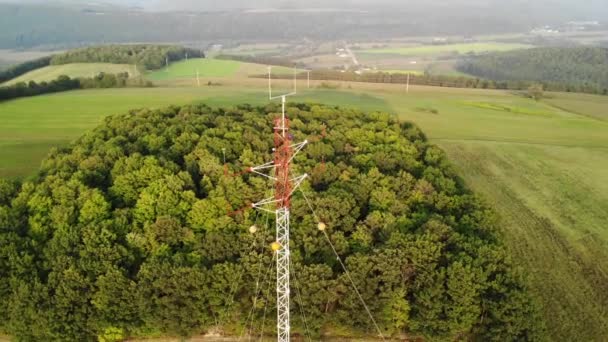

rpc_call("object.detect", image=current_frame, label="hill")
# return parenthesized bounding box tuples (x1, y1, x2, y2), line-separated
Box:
(2, 63, 138, 86)
(0, 103, 544, 341)
(457, 47, 608, 94)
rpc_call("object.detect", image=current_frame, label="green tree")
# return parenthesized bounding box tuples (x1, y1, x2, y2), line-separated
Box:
(527, 83, 544, 101)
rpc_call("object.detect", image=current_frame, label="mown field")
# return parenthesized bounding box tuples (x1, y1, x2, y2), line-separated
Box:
(0, 77, 607, 340)
(2, 63, 139, 85)
(441, 142, 608, 340)
(359, 42, 533, 56)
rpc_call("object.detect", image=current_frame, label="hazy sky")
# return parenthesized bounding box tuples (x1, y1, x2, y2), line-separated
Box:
(123, 0, 608, 13)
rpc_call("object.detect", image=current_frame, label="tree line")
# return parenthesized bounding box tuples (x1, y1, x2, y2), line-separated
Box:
(0, 72, 152, 102)
(0, 103, 546, 341)
(258, 68, 608, 95)
(457, 47, 608, 95)
(0, 44, 203, 86)
(0, 55, 52, 84)
(50, 45, 204, 71)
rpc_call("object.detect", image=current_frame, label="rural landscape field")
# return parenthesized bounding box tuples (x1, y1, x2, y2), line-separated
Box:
(0, 0, 607, 341)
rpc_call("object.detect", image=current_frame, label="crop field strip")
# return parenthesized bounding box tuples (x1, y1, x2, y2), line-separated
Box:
(359, 42, 534, 56)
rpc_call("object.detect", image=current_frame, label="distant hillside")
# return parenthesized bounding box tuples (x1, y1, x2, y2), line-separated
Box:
(457, 47, 608, 94)
(0, 2, 596, 49)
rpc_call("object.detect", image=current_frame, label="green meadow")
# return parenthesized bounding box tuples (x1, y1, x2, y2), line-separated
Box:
(146, 58, 294, 81)
(0, 77, 607, 340)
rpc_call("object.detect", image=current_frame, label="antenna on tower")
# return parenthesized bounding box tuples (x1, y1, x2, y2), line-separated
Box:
(306, 69, 311, 89)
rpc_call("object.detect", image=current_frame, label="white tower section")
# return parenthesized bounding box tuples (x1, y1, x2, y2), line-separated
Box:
(276, 207, 290, 341)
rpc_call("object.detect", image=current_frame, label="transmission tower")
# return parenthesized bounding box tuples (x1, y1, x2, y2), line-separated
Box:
(249, 66, 307, 342)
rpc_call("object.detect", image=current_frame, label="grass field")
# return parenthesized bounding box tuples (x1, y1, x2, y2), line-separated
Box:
(146, 58, 242, 81)
(0, 80, 607, 340)
(146, 58, 294, 82)
(2, 63, 139, 85)
(360, 42, 533, 56)
(440, 143, 608, 340)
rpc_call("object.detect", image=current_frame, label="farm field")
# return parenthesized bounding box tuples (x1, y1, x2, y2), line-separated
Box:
(2, 63, 139, 85)
(0, 80, 607, 340)
(221, 43, 285, 56)
(146, 58, 293, 82)
(359, 42, 533, 56)
(375, 69, 424, 75)
(544, 92, 608, 121)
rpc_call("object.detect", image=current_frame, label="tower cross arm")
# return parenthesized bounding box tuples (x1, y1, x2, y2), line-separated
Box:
(250, 161, 278, 180)
(287, 140, 308, 164)
(252, 196, 283, 213)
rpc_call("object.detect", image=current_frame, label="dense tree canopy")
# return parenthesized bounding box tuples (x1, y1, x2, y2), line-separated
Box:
(457, 47, 608, 95)
(50, 45, 204, 70)
(0, 103, 545, 341)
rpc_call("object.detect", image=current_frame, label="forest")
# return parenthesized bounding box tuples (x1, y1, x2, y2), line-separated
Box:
(50, 45, 204, 71)
(457, 47, 608, 94)
(0, 103, 546, 341)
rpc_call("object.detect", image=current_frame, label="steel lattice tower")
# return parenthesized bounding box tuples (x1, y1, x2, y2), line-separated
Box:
(249, 67, 307, 342)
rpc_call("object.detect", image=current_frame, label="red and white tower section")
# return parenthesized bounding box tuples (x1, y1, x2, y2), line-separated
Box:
(249, 83, 307, 341)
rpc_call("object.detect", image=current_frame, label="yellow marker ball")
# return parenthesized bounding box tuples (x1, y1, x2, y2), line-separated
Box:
(318, 222, 326, 231)
(271, 242, 282, 251)
(249, 225, 258, 234)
